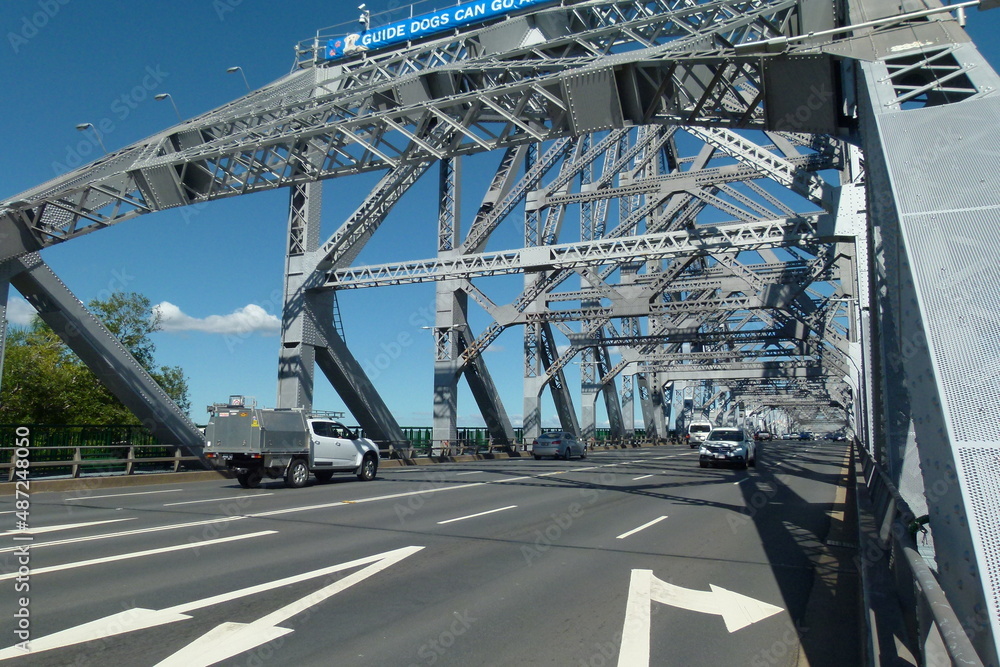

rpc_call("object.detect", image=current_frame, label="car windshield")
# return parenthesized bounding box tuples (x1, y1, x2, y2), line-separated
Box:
(690, 425, 711, 433)
(710, 430, 743, 442)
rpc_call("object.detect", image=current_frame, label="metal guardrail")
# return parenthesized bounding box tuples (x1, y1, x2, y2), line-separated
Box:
(856, 443, 985, 667)
(1, 445, 203, 481)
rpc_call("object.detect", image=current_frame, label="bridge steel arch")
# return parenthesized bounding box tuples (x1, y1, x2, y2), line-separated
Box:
(2, 0, 1000, 661)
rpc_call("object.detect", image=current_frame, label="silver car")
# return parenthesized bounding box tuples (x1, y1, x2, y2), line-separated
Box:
(532, 432, 587, 460)
(699, 427, 756, 469)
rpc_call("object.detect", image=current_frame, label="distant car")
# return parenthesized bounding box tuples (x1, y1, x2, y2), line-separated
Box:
(754, 431, 772, 441)
(781, 433, 793, 440)
(699, 428, 756, 469)
(532, 432, 587, 460)
(688, 421, 714, 448)
(798, 432, 812, 441)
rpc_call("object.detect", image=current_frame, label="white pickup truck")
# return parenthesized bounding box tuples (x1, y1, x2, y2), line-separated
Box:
(204, 398, 379, 488)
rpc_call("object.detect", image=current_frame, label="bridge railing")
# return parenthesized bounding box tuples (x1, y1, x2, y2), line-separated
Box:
(856, 443, 984, 666)
(1, 444, 204, 481)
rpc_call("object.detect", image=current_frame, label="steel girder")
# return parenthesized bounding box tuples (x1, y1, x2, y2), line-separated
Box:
(2, 255, 204, 452)
(0, 0, 824, 263)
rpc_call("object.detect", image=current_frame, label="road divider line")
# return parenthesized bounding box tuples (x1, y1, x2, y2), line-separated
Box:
(164, 494, 274, 507)
(455, 471, 484, 476)
(0, 531, 276, 581)
(64, 489, 183, 501)
(2, 518, 135, 536)
(632, 474, 655, 481)
(437, 505, 518, 525)
(0, 516, 251, 554)
(616, 516, 668, 540)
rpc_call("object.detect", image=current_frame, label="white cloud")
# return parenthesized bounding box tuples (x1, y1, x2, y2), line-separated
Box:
(5, 298, 36, 326)
(154, 301, 281, 336)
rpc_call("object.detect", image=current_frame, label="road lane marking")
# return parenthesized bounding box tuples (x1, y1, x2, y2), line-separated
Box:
(64, 489, 183, 501)
(164, 494, 274, 507)
(618, 570, 784, 665)
(437, 505, 517, 525)
(734, 478, 751, 485)
(616, 516, 668, 540)
(0, 516, 252, 554)
(455, 471, 484, 476)
(2, 518, 135, 536)
(570, 466, 599, 471)
(632, 474, 655, 481)
(0, 466, 610, 554)
(0, 546, 424, 661)
(0, 531, 276, 581)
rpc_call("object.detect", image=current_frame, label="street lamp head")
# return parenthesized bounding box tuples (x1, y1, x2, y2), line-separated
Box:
(226, 67, 240, 73)
(75, 123, 93, 131)
(154, 93, 169, 101)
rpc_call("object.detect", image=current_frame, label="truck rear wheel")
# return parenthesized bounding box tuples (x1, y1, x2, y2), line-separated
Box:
(285, 459, 310, 488)
(357, 454, 377, 481)
(237, 470, 262, 489)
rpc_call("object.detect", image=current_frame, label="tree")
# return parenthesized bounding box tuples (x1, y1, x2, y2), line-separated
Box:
(0, 291, 191, 424)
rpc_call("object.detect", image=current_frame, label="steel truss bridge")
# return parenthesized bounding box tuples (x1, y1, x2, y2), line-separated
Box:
(2, 0, 999, 662)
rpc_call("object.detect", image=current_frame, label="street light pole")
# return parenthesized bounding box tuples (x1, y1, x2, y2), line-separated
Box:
(154, 93, 182, 122)
(226, 66, 251, 92)
(75, 123, 108, 154)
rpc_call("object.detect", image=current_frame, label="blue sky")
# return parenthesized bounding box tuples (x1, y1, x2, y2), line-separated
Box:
(3, 1, 1000, 429)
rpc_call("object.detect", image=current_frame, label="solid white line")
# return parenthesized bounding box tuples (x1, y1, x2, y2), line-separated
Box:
(616, 516, 668, 540)
(164, 494, 274, 507)
(491, 476, 532, 484)
(455, 471, 484, 476)
(437, 505, 517, 525)
(65, 489, 183, 501)
(2, 518, 135, 536)
(632, 474, 655, 481)
(570, 466, 599, 472)
(0, 531, 276, 581)
(0, 516, 249, 554)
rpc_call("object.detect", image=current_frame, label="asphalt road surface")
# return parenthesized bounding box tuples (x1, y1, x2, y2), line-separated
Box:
(0, 440, 854, 666)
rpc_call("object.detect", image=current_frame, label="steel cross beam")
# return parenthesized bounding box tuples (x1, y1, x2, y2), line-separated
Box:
(325, 214, 828, 289)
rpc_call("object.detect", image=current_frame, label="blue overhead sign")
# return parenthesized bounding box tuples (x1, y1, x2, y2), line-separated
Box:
(326, 0, 554, 59)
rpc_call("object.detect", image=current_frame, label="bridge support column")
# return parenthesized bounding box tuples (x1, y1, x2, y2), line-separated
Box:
(277, 181, 322, 411)
(0, 276, 9, 397)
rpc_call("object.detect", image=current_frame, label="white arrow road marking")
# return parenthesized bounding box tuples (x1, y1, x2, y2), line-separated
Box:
(0, 545, 423, 662)
(155, 545, 424, 666)
(617, 570, 784, 666)
(2, 518, 135, 536)
(649, 575, 783, 633)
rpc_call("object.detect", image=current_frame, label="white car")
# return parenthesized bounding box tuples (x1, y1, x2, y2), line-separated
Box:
(532, 432, 587, 460)
(699, 428, 756, 469)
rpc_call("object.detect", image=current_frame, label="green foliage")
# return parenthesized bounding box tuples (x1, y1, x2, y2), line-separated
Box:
(1, 291, 191, 425)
